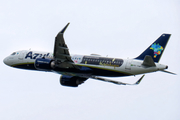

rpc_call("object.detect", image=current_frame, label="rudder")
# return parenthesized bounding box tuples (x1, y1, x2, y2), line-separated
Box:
(135, 34, 171, 63)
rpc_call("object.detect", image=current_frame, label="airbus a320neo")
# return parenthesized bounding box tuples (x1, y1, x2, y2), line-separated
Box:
(3, 23, 175, 87)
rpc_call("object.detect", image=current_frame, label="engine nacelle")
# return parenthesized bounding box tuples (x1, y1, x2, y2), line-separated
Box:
(60, 75, 87, 87)
(34, 58, 55, 71)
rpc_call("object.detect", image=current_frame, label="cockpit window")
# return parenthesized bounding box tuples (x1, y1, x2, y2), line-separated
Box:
(11, 52, 16, 55)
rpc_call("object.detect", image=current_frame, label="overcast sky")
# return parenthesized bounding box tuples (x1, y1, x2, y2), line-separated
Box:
(0, 0, 180, 120)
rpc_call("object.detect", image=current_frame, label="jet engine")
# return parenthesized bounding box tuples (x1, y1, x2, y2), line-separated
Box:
(60, 75, 87, 87)
(34, 58, 55, 71)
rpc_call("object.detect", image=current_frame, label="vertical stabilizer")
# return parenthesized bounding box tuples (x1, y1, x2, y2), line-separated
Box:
(135, 34, 171, 63)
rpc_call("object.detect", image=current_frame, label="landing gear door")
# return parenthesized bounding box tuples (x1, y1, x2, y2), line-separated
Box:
(125, 59, 132, 71)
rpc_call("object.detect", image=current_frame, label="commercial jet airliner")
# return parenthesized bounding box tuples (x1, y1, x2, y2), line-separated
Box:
(3, 23, 175, 87)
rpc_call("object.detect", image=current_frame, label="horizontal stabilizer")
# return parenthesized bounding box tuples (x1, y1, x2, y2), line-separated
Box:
(91, 75, 145, 85)
(142, 55, 156, 67)
(160, 70, 176, 75)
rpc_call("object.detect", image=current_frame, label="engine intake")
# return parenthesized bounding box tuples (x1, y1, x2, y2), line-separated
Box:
(34, 58, 55, 71)
(60, 75, 87, 87)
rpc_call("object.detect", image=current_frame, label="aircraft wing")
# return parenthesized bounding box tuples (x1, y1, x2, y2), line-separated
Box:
(90, 75, 145, 85)
(53, 23, 78, 69)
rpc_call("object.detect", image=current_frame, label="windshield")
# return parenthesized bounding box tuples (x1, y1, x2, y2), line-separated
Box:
(11, 52, 16, 55)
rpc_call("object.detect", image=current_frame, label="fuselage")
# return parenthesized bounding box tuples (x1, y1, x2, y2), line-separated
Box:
(3, 50, 167, 77)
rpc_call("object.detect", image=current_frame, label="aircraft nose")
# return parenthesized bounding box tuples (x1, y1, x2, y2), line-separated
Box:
(3, 57, 10, 66)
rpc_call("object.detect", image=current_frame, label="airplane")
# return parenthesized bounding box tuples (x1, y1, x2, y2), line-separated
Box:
(3, 23, 176, 87)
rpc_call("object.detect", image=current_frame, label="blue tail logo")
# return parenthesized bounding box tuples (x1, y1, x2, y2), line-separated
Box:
(135, 34, 171, 63)
(150, 43, 163, 58)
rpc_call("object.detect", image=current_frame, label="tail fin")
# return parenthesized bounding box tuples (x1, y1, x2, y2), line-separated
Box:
(135, 34, 171, 63)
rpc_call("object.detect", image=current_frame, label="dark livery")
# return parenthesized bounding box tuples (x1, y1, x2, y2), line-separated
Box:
(81, 56, 124, 67)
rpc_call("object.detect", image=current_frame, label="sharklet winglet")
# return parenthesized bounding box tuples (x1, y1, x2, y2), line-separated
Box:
(60, 23, 70, 34)
(135, 75, 145, 85)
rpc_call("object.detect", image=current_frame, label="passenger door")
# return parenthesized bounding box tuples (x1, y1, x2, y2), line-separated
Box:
(18, 51, 24, 60)
(125, 59, 132, 71)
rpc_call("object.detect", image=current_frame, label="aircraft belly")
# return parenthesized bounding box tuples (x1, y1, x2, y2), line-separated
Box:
(12, 63, 37, 70)
(53, 68, 130, 77)
(12, 61, 131, 77)
(72, 64, 131, 77)
(131, 66, 157, 75)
